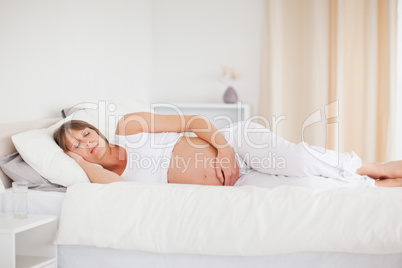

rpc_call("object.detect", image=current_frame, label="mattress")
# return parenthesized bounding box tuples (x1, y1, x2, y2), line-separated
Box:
(1, 188, 401, 268)
(0, 188, 65, 216)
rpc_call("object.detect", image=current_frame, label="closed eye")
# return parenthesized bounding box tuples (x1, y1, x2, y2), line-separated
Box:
(71, 129, 91, 149)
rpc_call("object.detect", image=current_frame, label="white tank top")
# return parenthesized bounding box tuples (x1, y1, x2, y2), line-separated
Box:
(112, 132, 183, 184)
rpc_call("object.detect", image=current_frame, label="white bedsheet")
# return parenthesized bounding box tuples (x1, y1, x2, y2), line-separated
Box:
(236, 170, 376, 189)
(57, 182, 402, 256)
(0, 188, 65, 216)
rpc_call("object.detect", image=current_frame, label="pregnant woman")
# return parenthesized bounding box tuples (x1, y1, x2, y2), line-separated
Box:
(53, 112, 402, 188)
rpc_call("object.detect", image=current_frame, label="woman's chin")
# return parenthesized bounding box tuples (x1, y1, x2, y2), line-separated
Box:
(92, 146, 107, 159)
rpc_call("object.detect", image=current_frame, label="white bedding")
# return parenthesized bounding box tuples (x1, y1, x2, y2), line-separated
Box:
(0, 188, 65, 216)
(1, 187, 402, 268)
(57, 181, 402, 256)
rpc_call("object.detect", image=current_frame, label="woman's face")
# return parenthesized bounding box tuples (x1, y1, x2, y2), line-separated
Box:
(64, 127, 108, 163)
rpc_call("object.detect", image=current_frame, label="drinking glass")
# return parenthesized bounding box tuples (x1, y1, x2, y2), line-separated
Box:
(12, 181, 28, 219)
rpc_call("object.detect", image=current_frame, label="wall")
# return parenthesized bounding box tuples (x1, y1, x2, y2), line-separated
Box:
(0, 0, 153, 123)
(0, 0, 263, 123)
(151, 0, 263, 115)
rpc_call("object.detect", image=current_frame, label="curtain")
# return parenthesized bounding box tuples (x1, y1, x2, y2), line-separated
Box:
(259, 0, 397, 162)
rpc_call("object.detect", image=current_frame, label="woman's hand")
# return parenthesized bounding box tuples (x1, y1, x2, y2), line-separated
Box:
(215, 147, 239, 186)
(65, 151, 124, 183)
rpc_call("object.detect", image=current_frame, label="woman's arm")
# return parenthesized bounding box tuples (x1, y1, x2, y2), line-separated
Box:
(116, 112, 239, 186)
(67, 152, 125, 184)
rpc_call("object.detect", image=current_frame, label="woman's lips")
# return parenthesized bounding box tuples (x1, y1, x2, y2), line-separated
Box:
(91, 144, 98, 153)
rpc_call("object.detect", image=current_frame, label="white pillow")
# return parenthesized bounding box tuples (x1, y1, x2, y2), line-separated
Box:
(12, 129, 90, 186)
(12, 100, 152, 187)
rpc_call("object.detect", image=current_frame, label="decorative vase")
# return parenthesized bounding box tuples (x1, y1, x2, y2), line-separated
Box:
(223, 86, 238, 103)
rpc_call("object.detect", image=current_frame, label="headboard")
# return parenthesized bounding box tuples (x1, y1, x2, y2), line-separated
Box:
(0, 117, 61, 190)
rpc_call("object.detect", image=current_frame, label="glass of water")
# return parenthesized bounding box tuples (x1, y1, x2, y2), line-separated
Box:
(12, 181, 28, 219)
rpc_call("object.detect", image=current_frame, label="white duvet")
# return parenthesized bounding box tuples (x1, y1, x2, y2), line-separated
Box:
(56, 182, 402, 256)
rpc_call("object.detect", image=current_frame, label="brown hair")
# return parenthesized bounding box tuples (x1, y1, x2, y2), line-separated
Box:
(53, 120, 108, 152)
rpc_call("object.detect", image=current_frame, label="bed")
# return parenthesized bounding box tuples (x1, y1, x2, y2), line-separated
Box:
(1, 102, 402, 268)
(1, 189, 402, 268)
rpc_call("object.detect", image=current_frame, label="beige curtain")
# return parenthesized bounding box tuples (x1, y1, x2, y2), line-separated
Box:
(259, 0, 397, 162)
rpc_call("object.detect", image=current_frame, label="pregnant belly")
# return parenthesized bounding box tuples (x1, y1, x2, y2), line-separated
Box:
(167, 136, 223, 185)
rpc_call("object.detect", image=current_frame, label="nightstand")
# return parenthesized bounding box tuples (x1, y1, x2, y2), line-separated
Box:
(0, 213, 57, 268)
(153, 102, 251, 129)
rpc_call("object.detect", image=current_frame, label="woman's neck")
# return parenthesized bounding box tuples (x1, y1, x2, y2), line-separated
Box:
(100, 145, 127, 172)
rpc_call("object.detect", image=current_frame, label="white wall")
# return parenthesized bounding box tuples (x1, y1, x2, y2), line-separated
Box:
(0, 0, 263, 123)
(151, 0, 263, 115)
(0, 0, 153, 123)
